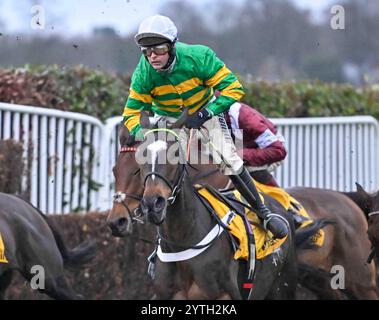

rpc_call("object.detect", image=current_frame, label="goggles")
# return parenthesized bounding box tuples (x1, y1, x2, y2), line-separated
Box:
(140, 43, 171, 57)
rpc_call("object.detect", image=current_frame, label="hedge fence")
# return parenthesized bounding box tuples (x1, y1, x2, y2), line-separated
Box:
(1, 65, 378, 121)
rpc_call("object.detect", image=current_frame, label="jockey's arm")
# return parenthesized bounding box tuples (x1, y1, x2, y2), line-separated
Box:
(201, 48, 245, 115)
(122, 64, 153, 137)
(238, 140, 287, 167)
(236, 107, 287, 167)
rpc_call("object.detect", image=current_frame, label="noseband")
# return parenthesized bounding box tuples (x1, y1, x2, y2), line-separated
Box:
(143, 128, 187, 205)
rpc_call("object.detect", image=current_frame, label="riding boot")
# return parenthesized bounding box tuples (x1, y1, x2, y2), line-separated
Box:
(230, 167, 289, 239)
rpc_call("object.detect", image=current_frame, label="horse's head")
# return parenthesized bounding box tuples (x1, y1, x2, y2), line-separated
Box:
(107, 125, 143, 237)
(137, 111, 187, 226)
(356, 182, 379, 257)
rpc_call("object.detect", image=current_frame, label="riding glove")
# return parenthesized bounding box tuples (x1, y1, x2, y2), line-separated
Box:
(184, 108, 213, 129)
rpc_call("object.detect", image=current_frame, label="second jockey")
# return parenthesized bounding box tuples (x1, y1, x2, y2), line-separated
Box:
(224, 101, 286, 187)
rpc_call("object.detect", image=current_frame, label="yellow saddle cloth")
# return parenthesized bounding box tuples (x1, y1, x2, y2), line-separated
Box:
(253, 180, 324, 247)
(197, 187, 288, 260)
(0, 232, 8, 263)
(196, 180, 325, 261)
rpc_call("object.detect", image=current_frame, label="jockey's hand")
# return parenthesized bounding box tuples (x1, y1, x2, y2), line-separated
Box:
(184, 108, 213, 129)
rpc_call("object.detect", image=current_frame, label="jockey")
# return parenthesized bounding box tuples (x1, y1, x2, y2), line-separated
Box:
(123, 15, 288, 239)
(223, 99, 287, 187)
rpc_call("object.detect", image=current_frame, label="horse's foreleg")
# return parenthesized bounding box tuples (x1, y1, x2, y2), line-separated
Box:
(42, 275, 82, 300)
(350, 284, 379, 300)
(153, 260, 179, 299)
(226, 260, 243, 300)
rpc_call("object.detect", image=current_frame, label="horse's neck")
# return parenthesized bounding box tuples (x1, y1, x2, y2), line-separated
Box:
(163, 177, 213, 245)
(189, 163, 229, 189)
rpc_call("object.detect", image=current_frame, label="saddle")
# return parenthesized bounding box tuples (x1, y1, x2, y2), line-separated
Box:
(195, 184, 288, 261)
(252, 180, 325, 247)
(195, 180, 325, 261)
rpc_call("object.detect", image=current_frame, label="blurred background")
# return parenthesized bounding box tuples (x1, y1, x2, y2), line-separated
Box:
(1, 0, 379, 300)
(1, 0, 379, 85)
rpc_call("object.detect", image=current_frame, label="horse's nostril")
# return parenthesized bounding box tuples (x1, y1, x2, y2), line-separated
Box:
(141, 196, 166, 213)
(117, 217, 127, 227)
(154, 196, 166, 211)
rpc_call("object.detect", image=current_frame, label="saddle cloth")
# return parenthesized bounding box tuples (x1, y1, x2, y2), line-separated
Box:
(253, 180, 325, 247)
(196, 180, 325, 261)
(0, 232, 8, 263)
(197, 187, 288, 260)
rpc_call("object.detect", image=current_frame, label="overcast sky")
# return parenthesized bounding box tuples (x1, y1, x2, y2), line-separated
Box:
(0, 0, 334, 37)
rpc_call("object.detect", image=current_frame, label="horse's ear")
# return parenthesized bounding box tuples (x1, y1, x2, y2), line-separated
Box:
(140, 110, 152, 130)
(119, 125, 135, 146)
(356, 182, 370, 199)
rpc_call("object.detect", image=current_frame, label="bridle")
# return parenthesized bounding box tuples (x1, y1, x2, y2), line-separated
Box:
(113, 129, 218, 252)
(113, 128, 188, 225)
(112, 146, 144, 224)
(142, 128, 188, 206)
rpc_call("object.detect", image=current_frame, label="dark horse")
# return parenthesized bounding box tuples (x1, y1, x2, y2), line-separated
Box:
(287, 187, 377, 299)
(0, 193, 96, 299)
(107, 125, 239, 299)
(343, 183, 379, 263)
(107, 126, 229, 238)
(127, 114, 326, 300)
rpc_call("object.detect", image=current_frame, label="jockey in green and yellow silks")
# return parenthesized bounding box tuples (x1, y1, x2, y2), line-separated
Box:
(122, 15, 288, 239)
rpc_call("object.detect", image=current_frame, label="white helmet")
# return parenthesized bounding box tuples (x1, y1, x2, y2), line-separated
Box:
(134, 15, 178, 47)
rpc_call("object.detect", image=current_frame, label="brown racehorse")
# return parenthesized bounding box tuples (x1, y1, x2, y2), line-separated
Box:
(343, 183, 379, 264)
(107, 125, 378, 299)
(287, 187, 377, 299)
(0, 193, 96, 299)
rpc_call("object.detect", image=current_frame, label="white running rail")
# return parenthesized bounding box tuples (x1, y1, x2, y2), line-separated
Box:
(0, 102, 103, 213)
(1, 102, 379, 213)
